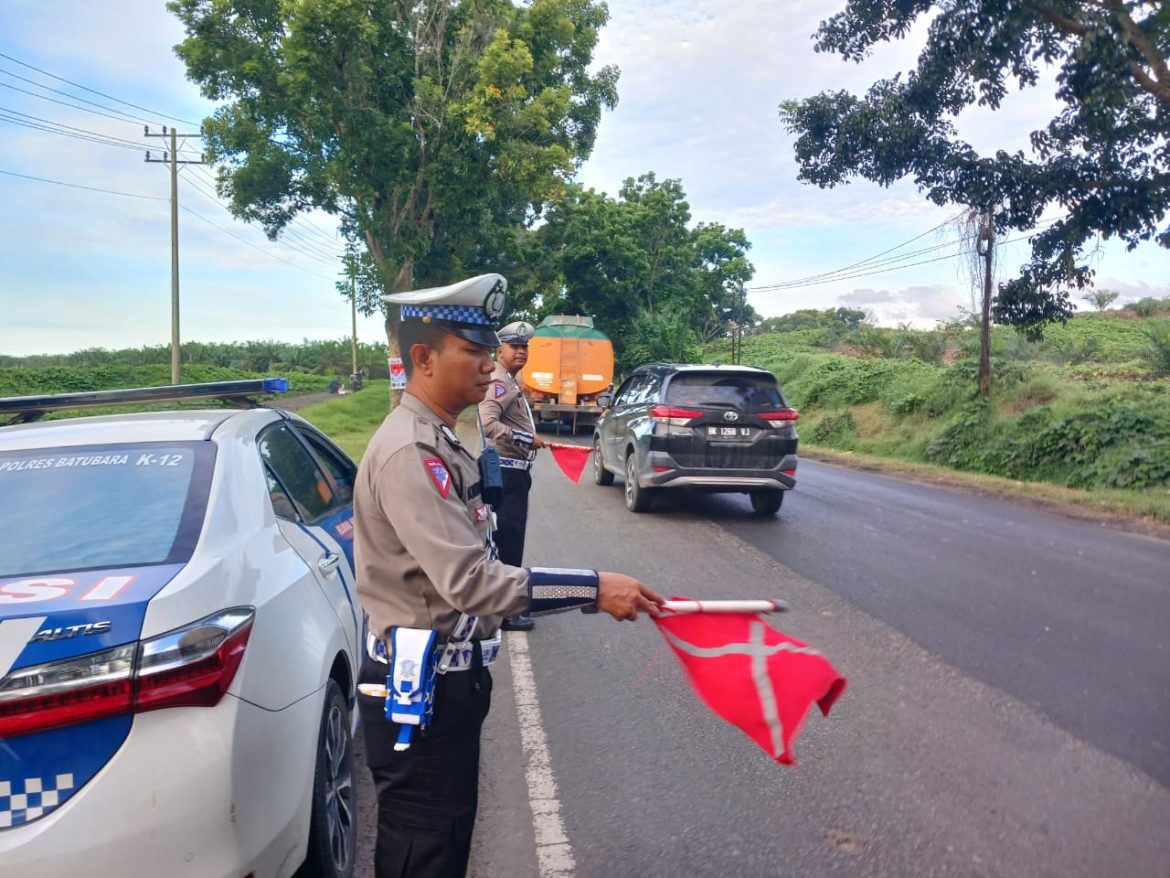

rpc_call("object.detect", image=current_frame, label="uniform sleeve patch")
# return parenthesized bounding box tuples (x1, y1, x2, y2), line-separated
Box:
(493, 383, 506, 399)
(423, 457, 451, 498)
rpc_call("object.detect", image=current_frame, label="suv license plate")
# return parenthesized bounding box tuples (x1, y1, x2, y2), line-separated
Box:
(707, 426, 751, 440)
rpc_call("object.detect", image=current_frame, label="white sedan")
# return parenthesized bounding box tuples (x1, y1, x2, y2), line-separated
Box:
(0, 380, 362, 878)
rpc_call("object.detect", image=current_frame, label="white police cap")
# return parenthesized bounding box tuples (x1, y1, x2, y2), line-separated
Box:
(385, 273, 507, 347)
(498, 321, 535, 345)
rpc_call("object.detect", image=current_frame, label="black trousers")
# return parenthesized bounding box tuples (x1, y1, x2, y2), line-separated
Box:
(494, 467, 532, 567)
(358, 654, 493, 878)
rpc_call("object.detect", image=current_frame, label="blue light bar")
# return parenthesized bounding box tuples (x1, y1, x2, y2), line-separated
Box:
(0, 378, 291, 421)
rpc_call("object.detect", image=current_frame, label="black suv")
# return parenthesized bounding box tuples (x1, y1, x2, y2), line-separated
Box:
(591, 364, 798, 514)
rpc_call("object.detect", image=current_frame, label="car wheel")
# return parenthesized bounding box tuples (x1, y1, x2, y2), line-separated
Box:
(593, 436, 614, 486)
(298, 679, 356, 878)
(624, 452, 653, 513)
(750, 490, 784, 516)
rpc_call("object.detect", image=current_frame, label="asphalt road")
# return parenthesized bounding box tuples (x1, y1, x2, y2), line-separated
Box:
(355, 451, 1170, 878)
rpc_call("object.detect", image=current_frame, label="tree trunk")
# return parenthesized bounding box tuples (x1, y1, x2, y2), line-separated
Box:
(366, 237, 414, 411)
(384, 259, 414, 410)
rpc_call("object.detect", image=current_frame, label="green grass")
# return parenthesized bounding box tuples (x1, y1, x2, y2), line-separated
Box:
(702, 312, 1170, 525)
(296, 381, 392, 460)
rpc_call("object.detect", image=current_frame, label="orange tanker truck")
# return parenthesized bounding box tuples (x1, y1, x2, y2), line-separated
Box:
(521, 315, 615, 432)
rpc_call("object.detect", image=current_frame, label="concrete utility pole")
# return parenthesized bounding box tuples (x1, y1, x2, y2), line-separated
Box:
(348, 254, 358, 377)
(145, 126, 206, 384)
(977, 210, 995, 399)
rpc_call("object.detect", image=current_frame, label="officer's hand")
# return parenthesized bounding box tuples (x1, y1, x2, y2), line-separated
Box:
(531, 435, 546, 450)
(597, 573, 665, 621)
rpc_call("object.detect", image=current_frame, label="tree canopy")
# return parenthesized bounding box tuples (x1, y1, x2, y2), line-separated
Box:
(532, 174, 758, 368)
(780, 0, 1169, 340)
(169, 0, 618, 349)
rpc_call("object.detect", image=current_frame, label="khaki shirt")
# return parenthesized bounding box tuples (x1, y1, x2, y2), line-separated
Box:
(354, 393, 529, 640)
(478, 361, 536, 461)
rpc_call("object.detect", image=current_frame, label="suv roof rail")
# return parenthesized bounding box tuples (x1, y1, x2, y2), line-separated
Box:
(0, 378, 289, 424)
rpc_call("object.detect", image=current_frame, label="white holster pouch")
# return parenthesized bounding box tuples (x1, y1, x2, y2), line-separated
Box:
(388, 627, 439, 751)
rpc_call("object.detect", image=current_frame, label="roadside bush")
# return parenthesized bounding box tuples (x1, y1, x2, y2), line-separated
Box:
(0, 365, 332, 397)
(1138, 321, 1170, 377)
(810, 411, 857, 446)
(1124, 296, 1170, 318)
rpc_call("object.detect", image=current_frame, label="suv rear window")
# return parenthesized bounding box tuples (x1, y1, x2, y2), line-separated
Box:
(665, 373, 785, 410)
(0, 442, 212, 577)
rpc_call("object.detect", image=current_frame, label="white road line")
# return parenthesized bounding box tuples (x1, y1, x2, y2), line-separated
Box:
(506, 631, 576, 878)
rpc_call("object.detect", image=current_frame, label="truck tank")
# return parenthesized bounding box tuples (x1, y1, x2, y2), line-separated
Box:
(521, 315, 614, 432)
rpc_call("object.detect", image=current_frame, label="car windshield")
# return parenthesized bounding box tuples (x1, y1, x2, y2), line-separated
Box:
(0, 442, 211, 577)
(665, 374, 784, 410)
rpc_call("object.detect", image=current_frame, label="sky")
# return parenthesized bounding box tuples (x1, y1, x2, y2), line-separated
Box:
(0, 1, 1166, 357)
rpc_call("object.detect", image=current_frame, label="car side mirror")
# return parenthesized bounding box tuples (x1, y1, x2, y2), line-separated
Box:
(597, 392, 613, 408)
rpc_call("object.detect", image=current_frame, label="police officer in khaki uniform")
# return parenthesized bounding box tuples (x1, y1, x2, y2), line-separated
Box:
(479, 319, 542, 631)
(354, 273, 664, 878)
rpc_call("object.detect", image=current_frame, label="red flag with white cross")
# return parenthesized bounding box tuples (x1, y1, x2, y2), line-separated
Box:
(655, 601, 846, 765)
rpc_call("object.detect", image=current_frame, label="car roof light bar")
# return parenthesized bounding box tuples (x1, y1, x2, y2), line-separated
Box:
(0, 378, 289, 423)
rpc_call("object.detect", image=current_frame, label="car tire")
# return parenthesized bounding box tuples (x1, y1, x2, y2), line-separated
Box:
(750, 490, 784, 516)
(297, 678, 356, 878)
(593, 436, 614, 486)
(624, 452, 653, 513)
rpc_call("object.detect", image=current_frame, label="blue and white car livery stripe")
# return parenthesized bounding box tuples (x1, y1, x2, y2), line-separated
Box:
(0, 564, 185, 827)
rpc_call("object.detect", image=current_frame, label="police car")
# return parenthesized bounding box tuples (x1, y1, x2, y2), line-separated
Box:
(0, 380, 361, 878)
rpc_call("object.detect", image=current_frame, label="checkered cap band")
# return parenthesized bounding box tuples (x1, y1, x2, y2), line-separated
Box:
(402, 304, 493, 326)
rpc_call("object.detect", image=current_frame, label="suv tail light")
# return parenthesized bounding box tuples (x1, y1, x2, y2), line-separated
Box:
(759, 408, 799, 425)
(0, 607, 254, 738)
(649, 404, 703, 426)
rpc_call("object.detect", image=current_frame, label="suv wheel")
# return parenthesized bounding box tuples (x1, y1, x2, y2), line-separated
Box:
(750, 490, 784, 516)
(297, 679, 356, 878)
(624, 452, 653, 513)
(592, 436, 614, 486)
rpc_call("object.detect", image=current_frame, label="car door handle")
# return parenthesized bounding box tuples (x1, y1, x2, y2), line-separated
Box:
(318, 553, 341, 576)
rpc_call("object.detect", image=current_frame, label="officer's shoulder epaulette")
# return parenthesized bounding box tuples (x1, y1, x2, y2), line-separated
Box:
(405, 411, 465, 456)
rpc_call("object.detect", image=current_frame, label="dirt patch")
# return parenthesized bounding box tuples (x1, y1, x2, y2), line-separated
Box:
(276, 391, 336, 412)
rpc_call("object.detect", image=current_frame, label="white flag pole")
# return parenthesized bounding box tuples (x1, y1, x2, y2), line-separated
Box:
(661, 599, 788, 615)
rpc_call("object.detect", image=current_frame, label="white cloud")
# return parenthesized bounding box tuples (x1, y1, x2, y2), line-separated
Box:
(0, 0, 1166, 357)
(831, 284, 966, 327)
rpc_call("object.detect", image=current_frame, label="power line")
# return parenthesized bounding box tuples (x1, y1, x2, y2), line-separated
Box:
(0, 167, 167, 200)
(750, 223, 1064, 294)
(749, 211, 966, 292)
(0, 51, 199, 127)
(0, 105, 147, 150)
(754, 249, 977, 291)
(187, 164, 343, 248)
(0, 78, 153, 127)
(179, 204, 337, 281)
(177, 172, 340, 265)
(749, 215, 1064, 293)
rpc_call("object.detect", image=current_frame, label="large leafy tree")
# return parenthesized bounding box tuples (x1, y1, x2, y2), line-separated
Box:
(170, 0, 618, 366)
(780, 0, 1169, 340)
(535, 173, 757, 368)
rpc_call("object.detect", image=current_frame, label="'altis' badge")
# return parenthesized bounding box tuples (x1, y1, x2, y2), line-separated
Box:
(424, 457, 451, 498)
(31, 620, 112, 642)
(493, 384, 506, 399)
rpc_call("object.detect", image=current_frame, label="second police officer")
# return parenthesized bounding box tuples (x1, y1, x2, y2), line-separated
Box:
(478, 319, 542, 631)
(353, 273, 665, 878)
